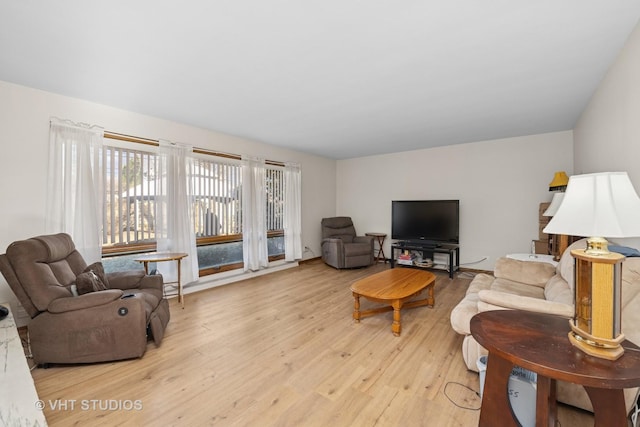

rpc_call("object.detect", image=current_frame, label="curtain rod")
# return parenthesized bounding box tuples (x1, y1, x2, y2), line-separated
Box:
(104, 131, 285, 167)
(105, 131, 158, 146)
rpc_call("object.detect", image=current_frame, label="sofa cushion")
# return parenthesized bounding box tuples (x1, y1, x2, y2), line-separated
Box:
(75, 271, 108, 295)
(478, 290, 573, 317)
(491, 278, 545, 299)
(556, 238, 589, 293)
(34, 233, 76, 262)
(494, 257, 555, 288)
(75, 262, 110, 295)
(321, 217, 357, 241)
(544, 275, 573, 305)
(85, 262, 110, 288)
(5, 237, 74, 311)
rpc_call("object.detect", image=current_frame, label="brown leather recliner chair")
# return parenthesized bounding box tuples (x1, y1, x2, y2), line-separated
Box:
(321, 217, 374, 269)
(0, 233, 170, 366)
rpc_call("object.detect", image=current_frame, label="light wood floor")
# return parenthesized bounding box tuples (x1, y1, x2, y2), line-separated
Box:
(31, 261, 595, 426)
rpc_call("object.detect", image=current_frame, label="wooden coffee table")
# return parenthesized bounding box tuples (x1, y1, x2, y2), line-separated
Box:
(350, 268, 436, 336)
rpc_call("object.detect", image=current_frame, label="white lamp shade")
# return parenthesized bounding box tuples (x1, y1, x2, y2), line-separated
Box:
(542, 192, 565, 217)
(543, 172, 640, 238)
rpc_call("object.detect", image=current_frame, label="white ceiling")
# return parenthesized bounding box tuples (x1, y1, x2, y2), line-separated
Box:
(1, 2, 639, 159)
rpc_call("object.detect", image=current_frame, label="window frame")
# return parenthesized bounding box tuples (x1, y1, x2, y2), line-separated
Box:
(101, 132, 286, 275)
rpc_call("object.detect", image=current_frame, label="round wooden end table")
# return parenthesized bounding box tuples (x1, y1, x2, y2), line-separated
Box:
(134, 252, 188, 308)
(471, 310, 640, 427)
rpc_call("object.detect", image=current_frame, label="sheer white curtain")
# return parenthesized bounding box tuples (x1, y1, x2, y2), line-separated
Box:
(46, 118, 104, 263)
(242, 155, 268, 271)
(155, 141, 199, 285)
(284, 162, 302, 261)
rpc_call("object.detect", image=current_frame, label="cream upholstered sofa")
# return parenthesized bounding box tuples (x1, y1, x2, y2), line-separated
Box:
(450, 238, 640, 413)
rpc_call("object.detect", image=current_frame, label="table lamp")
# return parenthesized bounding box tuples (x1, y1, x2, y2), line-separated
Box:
(543, 171, 640, 360)
(542, 192, 565, 217)
(548, 171, 569, 191)
(543, 192, 567, 260)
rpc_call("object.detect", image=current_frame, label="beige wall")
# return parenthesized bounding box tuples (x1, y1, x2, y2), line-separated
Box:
(0, 80, 337, 306)
(336, 131, 574, 271)
(574, 20, 640, 183)
(573, 20, 640, 249)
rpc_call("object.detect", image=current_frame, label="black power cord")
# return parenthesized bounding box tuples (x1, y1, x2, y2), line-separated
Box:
(443, 381, 481, 411)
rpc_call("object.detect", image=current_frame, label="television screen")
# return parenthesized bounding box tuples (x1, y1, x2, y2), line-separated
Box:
(391, 200, 459, 244)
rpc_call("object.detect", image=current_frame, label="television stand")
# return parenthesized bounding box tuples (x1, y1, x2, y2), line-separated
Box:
(414, 243, 440, 249)
(390, 241, 460, 279)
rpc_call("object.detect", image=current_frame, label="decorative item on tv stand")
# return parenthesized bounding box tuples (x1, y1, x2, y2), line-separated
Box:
(414, 259, 433, 268)
(396, 250, 419, 266)
(543, 171, 640, 360)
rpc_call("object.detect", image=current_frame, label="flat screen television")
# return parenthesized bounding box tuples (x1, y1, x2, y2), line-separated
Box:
(391, 200, 459, 245)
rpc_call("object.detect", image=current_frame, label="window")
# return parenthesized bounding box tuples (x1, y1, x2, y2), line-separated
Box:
(265, 165, 285, 260)
(191, 156, 242, 239)
(193, 156, 286, 275)
(191, 155, 244, 274)
(103, 144, 158, 251)
(101, 135, 286, 275)
(265, 167, 284, 232)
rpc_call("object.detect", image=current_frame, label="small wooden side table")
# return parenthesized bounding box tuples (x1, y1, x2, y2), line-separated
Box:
(471, 310, 640, 427)
(134, 252, 188, 309)
(365, 232, 387, 263)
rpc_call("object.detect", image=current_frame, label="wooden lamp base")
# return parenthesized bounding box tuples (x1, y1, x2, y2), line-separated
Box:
(570, 248, 625, 361)
(568, 320, 625, 361)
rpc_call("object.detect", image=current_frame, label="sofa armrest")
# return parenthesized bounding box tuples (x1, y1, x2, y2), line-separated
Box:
(47, 289, 124, 313)
(353, 235, 374, 246)
(321, 238, 344, 267)
(107, 269, 164, 292)
(107, 269, 148, 290)
(136, 273, 164, 291)
(478, 289, 574, 318)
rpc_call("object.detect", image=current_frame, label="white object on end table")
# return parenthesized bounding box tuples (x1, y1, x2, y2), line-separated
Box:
(507, 253, 558, 267)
